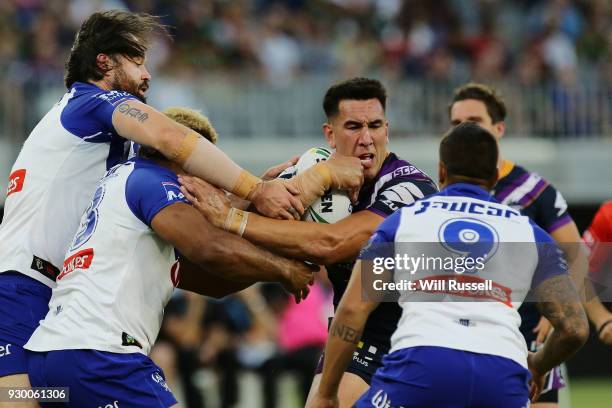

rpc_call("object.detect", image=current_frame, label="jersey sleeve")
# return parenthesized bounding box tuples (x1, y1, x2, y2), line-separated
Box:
(583, 202, 612, 274)
(61, 90, 137, 143)
(533, 183, 573, 234)
(368, 178, 438, 218)
(358, 209, 402, 260)
(125, 166, 190, 227)
(530, 222, 569, 288)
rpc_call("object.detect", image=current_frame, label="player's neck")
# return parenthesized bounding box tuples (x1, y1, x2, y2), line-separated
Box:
(88, 78, 112, 91)
(444, 177, 493, 191)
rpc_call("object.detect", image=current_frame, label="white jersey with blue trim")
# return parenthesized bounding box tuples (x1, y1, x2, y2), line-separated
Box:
(0, 82, 137, 287)
(25, 158, 186, 355)
(360, 183, 568, 368)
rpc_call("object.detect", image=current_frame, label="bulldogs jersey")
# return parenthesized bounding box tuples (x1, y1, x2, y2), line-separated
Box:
(329, 153, 438, 347)
(493, 160, 573, 340)
(25, 158, 186, 355)
(0, 82, 136, 286)
(361, 183, 567, 368)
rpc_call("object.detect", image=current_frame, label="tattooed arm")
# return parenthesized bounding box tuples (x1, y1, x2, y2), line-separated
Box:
(529, 274, 589, 400)
(314, 260, 379, 405)
(111, 99, 303, 220)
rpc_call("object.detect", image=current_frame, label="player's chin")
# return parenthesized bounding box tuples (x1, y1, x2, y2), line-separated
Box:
(363, 167, 379, 181)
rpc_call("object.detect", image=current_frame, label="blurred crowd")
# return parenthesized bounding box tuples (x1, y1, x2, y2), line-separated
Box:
(151, 275, 334, 407)
(0, 0, 610, 87)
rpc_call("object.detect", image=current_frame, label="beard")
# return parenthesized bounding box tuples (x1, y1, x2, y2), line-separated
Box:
(110, 67, 148, 103)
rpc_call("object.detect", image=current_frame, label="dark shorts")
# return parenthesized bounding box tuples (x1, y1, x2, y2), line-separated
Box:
(27, 349, 177, 408)
(355, 346, 530, 408)
(315, 337, 386, 384)
(0, 271, 52, 377)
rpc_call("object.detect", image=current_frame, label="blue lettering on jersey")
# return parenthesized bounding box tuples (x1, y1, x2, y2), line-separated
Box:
(414, 199, 520, 218)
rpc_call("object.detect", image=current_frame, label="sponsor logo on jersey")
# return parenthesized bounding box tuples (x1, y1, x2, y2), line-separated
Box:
(31, 255, 60, 281)
(122, 332, 143, 349)
(370, 389, 391, 408)
(7, 169, 26, 197)
(391, 165, 420, 178)
(162, 182, 185, 202)
(96, 90, 133, 105)
(58, 248, 94, 280)
(151, 371, 171, 392)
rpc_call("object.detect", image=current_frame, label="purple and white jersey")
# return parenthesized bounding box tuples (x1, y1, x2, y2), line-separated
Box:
(0, 82, 136, 286)
(329, 152, 438, 347)
(25, 158, 186, 355)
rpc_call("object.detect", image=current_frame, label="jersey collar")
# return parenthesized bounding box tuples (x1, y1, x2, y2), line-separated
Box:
(439, 182, 497, 202)
(499, 159, 515, 179)
(72, 81, 104, 91)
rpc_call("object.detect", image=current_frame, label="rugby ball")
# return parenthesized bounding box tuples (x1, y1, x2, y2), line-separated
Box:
(295, 147, 352, 224)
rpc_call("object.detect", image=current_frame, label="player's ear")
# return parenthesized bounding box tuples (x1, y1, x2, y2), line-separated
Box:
(384, 121, 389, 144)
(323, 123, 336, 149)
(494, 121, 505, 140)
(96, 53, 114, 72)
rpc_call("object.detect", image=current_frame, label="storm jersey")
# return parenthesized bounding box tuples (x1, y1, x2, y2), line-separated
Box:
(329, 153, 438, 347)
(492, 160, 572, 337)
(25, 158, 186, 355)
(0, 82, 136, 287)
(360, 183, 567, 368)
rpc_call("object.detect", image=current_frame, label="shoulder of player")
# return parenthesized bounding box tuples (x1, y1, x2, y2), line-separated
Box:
(385, 152, 433, 178)
(130, 158, 178, 183)
(67, 82, 137, 108)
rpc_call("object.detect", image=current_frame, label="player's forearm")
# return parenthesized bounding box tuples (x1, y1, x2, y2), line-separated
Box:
(243, 214, 357, 264)
(584, 290, 612, 328)
(113, 101, 260, 199)
(197, 232, 291, 283)
(318, 310, 366, 398)
(178, 256, 254, 298)
(534, 277, 589, 374)
(560, 241, 589, 303)
(531, 320, 587, 374)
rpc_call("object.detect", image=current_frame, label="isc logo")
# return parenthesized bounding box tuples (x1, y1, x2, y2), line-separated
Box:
(7, 169, 26, 197)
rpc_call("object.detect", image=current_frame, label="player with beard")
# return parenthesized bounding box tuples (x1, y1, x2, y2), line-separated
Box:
(178, 78, 439, 407)
(0, 10, 304, 401)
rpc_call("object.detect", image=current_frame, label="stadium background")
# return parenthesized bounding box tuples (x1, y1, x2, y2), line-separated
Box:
(0, 0, 609, 406)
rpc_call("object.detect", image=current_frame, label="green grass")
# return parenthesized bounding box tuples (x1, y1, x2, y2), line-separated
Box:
(568, 378, 612, 408)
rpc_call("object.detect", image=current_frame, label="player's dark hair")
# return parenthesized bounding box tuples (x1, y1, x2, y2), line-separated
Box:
(65, 10, 167, 88)
(323, 77, 387, 118)
(440, 122, 498, 183)
(450, 83, 507, 124)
